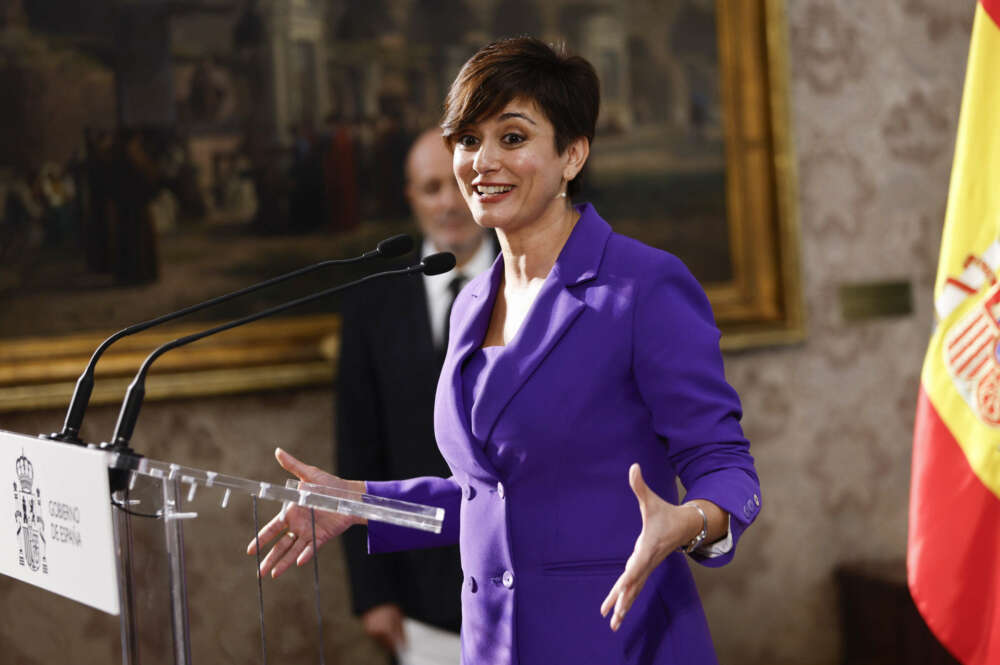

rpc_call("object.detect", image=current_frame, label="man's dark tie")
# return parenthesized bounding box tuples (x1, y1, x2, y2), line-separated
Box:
(442, 273, 466, 350)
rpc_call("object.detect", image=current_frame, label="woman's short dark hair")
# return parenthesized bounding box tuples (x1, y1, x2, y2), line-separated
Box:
(441, 37, 600, 196)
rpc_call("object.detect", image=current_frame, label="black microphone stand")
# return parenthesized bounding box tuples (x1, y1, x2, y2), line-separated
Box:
(48, 235, 412, 444)
(105, 253, 455, 461)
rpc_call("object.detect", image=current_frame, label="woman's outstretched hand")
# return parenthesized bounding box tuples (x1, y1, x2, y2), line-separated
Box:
(599, 463, 707, 632)
(246, 447, 366, 579)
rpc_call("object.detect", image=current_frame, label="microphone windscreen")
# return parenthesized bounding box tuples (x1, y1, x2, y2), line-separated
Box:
(377, 234, 414, 258)
(422, 252, 457, 276)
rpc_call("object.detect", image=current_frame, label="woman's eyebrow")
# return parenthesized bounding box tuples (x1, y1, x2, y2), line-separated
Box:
(498, 112, 537, 125)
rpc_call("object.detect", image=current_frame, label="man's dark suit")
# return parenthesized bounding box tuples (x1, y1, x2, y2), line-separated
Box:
(335, 252, 463, 633)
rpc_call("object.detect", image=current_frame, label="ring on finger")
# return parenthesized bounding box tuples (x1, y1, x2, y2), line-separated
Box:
(286, 531, 297, 541)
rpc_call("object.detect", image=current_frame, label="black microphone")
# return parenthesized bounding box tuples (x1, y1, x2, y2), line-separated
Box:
(422, 251, 457, 275)
(372, 234, 414, 259)
(105, 252, 455, 455)
(48, 234, 413, 444)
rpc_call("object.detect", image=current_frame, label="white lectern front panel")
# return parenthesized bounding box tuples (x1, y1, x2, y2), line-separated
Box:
(0, 430, 119, 615)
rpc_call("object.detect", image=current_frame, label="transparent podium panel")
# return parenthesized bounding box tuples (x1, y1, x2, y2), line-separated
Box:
(111, 453, 443, 532)
(102, 452, 447, 665)
(283, 479, 444, 533)
(0, 427, 450, 665)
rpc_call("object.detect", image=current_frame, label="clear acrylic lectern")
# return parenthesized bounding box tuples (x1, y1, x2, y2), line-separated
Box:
(0, 429, 444, 665)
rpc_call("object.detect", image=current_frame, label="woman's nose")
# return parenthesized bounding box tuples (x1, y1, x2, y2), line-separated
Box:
(472, 142, 499, 174)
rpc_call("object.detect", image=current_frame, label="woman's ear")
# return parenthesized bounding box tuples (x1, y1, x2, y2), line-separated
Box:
(562, 136, 590, 182)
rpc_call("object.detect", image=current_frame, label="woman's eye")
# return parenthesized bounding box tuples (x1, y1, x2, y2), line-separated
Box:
(502, 133, 525, 145)
(456, 135, 479, 148)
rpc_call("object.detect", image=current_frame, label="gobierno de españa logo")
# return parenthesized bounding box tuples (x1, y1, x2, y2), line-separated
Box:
(13, 451, 47, 574)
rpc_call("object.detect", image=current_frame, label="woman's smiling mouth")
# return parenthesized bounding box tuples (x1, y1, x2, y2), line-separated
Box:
(474, 184, 515, 197)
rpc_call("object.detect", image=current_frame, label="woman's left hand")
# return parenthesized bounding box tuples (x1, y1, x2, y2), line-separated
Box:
(246, 448, 365, 579)
(600, 463, 704, 631)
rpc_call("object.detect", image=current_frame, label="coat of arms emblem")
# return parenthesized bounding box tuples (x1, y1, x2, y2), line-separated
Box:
(944, 277, 1000, 426)
(12, 452, 47, 574)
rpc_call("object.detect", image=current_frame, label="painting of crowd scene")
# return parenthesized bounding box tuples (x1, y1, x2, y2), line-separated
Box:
(0, 0, 727, 340)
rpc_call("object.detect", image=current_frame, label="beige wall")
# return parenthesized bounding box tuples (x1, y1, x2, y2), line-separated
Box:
(0, 1, 977, 663)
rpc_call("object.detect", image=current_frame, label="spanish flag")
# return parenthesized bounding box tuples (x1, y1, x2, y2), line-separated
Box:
(909, 1, 1000, 662)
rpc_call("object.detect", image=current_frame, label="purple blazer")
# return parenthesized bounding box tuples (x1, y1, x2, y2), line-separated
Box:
(367, 204, 760, 665)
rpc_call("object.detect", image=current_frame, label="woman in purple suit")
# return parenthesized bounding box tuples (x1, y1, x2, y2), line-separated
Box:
(250, 38, 760, 665)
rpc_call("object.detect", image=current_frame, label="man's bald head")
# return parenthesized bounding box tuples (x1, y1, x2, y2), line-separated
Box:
(404, 128, 484, 265)
(405, 129, 450, 184)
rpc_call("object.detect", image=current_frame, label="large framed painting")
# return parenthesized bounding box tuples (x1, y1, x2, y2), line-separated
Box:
(0, 0, 801, 416)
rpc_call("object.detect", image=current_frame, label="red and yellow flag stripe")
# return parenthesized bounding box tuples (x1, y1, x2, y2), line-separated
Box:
(910, 1, 1000, 663)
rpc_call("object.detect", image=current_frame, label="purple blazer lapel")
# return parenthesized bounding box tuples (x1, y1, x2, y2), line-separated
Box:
(436, 257, 503, 476)
(468, 279, 584, 444)
(468, 204, 613, 447)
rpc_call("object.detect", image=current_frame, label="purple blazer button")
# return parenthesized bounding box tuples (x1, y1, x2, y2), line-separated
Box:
(465, 485, 476, 500)
(497, 482, 505, 499)
(501, 570, 514, 589)
(467, 576, 477, 593)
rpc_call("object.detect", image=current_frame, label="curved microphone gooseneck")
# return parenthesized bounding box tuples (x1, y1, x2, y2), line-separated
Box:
(50, 235, 413, 444)
(106, 252, 456, 454)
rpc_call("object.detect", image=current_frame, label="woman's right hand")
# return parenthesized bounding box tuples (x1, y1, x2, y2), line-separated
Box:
(246, 447, 366, 579)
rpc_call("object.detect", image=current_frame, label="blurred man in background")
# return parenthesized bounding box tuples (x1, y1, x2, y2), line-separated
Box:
(336, 128, 496, 664)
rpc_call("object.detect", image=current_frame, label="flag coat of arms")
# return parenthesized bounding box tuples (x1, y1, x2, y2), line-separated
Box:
(909, 1, 1000, 663)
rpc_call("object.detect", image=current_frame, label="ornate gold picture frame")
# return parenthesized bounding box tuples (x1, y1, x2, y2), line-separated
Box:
(710, 0, 804, 350)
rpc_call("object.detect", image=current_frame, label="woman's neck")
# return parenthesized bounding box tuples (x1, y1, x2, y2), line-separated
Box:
(497, 202, 579, 288)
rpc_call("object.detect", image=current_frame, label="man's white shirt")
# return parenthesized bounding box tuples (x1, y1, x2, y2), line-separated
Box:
(423, 235, 496, 348)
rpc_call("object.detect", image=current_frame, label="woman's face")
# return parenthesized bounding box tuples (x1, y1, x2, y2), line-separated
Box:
(452, 98, 586, 234)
